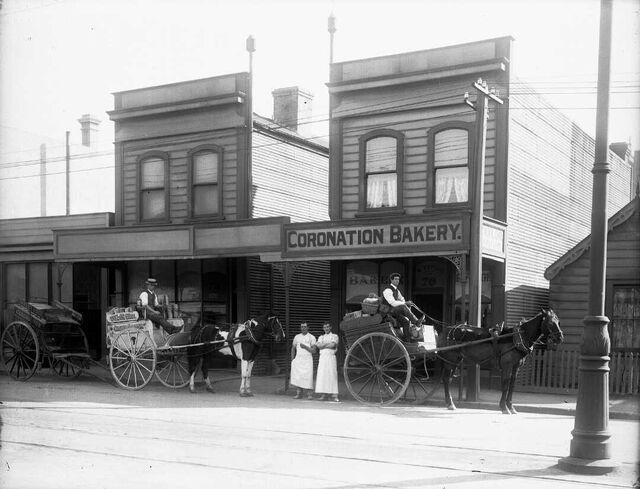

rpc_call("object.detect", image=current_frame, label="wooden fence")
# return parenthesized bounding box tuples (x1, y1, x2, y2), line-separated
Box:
(514, 348, 639, 395)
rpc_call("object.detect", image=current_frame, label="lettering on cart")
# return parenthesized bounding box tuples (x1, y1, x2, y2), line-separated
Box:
(287, 222, 462, 250)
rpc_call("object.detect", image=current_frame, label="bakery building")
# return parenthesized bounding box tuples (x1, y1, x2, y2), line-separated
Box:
(266, 36, 635, 346)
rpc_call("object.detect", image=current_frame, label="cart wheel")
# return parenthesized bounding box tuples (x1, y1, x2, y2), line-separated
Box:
(50, 356, 84, 379)
(155, 351, 190, 388)
(343, 332, 411, 406)
(1, 321, 40, 381)
(109, 329, 156, 390)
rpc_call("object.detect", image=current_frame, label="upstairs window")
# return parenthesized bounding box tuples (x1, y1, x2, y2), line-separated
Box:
(360, 130, 403, 211)
(189, 146, 222, 217)
(433, 128, 469, 204)
(139, 154, 167, 221)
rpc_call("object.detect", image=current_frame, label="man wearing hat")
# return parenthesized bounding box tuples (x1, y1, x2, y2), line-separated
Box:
(381, 272, 424, 340)
(139, 278, 181, 334)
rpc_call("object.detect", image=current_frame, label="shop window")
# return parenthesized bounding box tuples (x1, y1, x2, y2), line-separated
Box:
(177, 260, 201, 303)
(345, 260, 404, 306)
(359, 130, 404, 211)
(4, 263, 26, 304)
(189, 146, 222, 217)
(127, 261, 150, 305)
(610, 285, 640, 350)
(28, 263, 49, 301)
(430, 124, 471, 205)
(151, 261, 176, 304)
(139, 153, 168, 221)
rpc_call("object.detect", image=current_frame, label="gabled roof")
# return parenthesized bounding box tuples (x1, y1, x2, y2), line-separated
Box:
(544, 194, 640, 280)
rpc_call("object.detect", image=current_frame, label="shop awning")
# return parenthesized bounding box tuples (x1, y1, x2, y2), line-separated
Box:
(53, 217, 288, 262)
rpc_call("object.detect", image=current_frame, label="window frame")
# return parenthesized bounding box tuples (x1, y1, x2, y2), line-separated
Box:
(187, 144, 224, 219)
(606, 280, 640, 352)
(137, 151, 170, 223)
(426, 121, 474, 209)
(358, 129, 404, 215)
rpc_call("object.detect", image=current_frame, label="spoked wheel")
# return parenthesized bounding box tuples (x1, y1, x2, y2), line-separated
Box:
(109, 330, 156, 390)
(50, 356, 85, 379)
(155, 351, 190, 388)
(1, 321, 40, 381)
(343, 332, 411, 406)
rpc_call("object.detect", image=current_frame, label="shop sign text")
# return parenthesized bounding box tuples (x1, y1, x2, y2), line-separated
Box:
(286, 221, 463, 253)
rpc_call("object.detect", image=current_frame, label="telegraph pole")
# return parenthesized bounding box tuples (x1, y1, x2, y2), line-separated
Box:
(65, 131, 70, 215)
(559, 0, 617, 474)
(245, 35, 255, 219)
(465, 79, 503, 400)
(328, 13, 336, 65)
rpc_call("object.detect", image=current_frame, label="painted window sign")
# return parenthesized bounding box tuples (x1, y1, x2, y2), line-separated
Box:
(286, 220, 463, 252)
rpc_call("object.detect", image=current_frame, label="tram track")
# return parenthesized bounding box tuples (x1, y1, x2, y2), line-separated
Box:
(1, 406, 637, 488)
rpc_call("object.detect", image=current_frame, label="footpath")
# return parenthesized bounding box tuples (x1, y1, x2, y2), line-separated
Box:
(213, 371, 640, 420)
(1, 367, 637, 420)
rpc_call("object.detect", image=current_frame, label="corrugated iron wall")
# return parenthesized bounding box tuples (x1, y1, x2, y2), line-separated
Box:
(248, 257, 331, 376)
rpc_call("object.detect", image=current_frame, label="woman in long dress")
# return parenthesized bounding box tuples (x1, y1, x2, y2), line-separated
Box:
(315, 321, 340, 402)
(290, 322, 316, 399)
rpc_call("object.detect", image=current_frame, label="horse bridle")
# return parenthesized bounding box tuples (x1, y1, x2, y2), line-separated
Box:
(244, 315, 284, 343)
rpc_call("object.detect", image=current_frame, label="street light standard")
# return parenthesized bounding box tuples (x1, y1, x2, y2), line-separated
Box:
(558, 0, 618, 474)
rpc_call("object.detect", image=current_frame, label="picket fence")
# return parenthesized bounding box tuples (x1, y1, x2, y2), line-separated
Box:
(514, 348, 639, 395)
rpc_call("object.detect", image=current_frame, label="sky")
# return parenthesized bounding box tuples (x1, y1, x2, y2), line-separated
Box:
(0, 0, 639, 217)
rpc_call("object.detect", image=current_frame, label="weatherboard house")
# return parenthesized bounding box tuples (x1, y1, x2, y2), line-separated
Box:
(541, 194, 640, 395)
(0, 75, 331, 369)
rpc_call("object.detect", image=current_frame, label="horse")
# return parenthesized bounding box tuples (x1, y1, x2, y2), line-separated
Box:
(186, 312, 285, 397)
(435, 308, 563, 414)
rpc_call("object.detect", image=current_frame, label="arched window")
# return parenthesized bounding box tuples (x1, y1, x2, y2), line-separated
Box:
(188, 145, 223, 218)
(139, 152, 168, 221)
(430, 125, 471, 205)
(359, 130, 404, 211)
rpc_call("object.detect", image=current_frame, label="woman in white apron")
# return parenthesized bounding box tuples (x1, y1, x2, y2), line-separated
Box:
(315, 321, 340, 402)
(290, 322, 316, 399)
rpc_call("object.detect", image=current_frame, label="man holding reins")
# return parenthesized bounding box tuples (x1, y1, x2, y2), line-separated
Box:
(381, 272, 424, 340)
(138, 278, 181, 335)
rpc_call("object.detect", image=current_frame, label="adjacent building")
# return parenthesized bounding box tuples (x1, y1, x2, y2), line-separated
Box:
(2, 74, 331, 370)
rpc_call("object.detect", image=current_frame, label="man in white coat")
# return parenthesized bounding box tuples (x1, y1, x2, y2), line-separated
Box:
(315, 321, 340, 402)
(290, 322, 316, 399)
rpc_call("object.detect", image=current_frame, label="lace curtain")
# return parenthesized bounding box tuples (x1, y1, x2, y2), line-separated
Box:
(367, 173, 397, 208)
(435, 167, 468, 203)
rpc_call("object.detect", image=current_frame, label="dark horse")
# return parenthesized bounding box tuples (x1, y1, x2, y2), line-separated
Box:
(186, 312, 284, 396)
(436, 308, 563, 414)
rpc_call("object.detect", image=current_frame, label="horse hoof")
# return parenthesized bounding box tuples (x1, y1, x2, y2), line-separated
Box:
(509, 407, 518, 414)
(245, 392, 254, 397)
(447, 405, 456, 411)
(239, 392, 249, 397)
(206, 387, 216, 394)
(190, 388, 197, 394)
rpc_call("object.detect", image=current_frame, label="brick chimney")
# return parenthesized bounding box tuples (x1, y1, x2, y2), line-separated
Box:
(272, 87, 313, 134)
(78, 114, 101, 147)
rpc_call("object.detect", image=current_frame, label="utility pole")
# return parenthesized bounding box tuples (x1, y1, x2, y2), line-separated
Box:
(40, 143, 46, 216)
(65, 131, 70, 215)
(244, 35, 255, 220)
(464, 79, 503, 401)
(559, 0, 617, 474)
(328, 13, 336, 65)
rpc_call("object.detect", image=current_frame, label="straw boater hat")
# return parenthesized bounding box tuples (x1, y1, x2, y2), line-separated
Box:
(145, 278, 158, 286)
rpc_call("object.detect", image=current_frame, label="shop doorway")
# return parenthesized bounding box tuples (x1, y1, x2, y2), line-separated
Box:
(413, 293, 444, 323)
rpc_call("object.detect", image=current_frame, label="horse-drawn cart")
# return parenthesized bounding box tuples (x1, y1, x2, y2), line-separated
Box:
(1, 300, 91, 381)
(106, 306, 194, 390)
(340, 299, 563, 411)
(340, 312, 438, 406)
